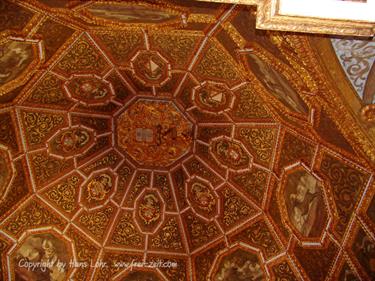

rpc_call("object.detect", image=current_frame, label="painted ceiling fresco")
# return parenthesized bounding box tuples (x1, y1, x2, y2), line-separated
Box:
(331, 38, 375, 104)
(0, 0, 375, 281)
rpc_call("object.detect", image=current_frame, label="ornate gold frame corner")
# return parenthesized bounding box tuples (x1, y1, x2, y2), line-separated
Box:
(198, 0, 375, 37)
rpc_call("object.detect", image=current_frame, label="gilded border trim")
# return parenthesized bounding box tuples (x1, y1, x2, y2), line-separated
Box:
(198, 0, 375, 36)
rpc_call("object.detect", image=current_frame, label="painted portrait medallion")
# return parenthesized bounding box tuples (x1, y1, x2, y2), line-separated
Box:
(283, 170, 327, 238)
(0, 39, 36, 92)
(213, 248, 265, 281)
(245, 53, 308, 115)
(12, 233, 71, 281)
(117, 99, 193, 167)
(210, 137, 251, 170)
(86, 3, 180, 24)
(48, 127, 93, 157)
(65, 75, 113, 105)
(0, 40, 34, 86)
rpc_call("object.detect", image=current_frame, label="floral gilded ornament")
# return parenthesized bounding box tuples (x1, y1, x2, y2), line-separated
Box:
(153, 173, 175, 211)
(191, 182, 215, 212)
(25, 74, 71, 108)
(45, 175, 80, 214)
(79, 205, 114, 240)
(54, 35, 108, 76)
(136, 191, 163, 231)
(219, 187, 257, 230)
(82, 173, 114, 209)
(150, 217, 183, 251)
(94, 30, 143, 65)
(236, 126, 276, 166)
(331, 38, 375, 101)
(210, 137, 251, 170)
(231, 86, 271, 120)
(65, 228, 99, 280)
(64, 75, 113, 105)
(271, 261, 298, 280)
(131, 50, 170, 86)
(22, 111, 66, 147)
(30, 152, 73, 186)
(319, 154, 368, 239)
(192, 81, 234, 113)
(187, 179, 218, 220)
(149, 30, 203, 68)
(195, 41, 241, 83)
(48, 127, 93, 157)
(230, 220, 281, 259)
(230, 168, 268, 206)
(183, 212, 220, 250)
(4, 200, 65, 236)
(111, 211, 143, 247)
(117, 99, 193, 167)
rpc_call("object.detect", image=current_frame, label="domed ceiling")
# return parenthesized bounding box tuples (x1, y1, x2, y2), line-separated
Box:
(0, 0, 375, 281)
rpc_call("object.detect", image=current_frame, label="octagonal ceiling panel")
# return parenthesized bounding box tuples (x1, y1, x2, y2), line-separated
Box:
(0, 37, 44, 96)
(0, 1, 374, 281)
(80, 1, 185, 27)
(210, 246, 266, 281)
(131, 50, 171, 86)
(116, 98, 193, 168)
(279, 166, 330, 243)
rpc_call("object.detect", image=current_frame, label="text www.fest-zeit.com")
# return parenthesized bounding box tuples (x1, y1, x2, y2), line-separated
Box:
(18, 258, 178, 272)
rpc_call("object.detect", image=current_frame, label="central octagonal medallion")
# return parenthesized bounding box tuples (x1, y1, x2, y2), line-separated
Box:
(117, 99, 193, 167)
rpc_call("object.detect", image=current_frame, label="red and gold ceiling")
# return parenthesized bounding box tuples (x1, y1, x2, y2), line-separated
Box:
(0, 0, 375, 281)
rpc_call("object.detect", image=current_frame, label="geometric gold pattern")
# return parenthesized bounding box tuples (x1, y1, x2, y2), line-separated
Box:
(0, 1, 374, 281)
(117, 99, 193, 167)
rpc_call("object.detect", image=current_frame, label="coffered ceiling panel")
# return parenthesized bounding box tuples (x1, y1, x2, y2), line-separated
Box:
(0, 1, 374, 281)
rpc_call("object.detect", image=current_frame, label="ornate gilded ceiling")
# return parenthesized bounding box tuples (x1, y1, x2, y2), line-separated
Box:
(0, 1, 375, 281)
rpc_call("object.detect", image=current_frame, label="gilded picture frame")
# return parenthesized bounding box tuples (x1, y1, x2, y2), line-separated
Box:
(198, 0, 375, 36)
